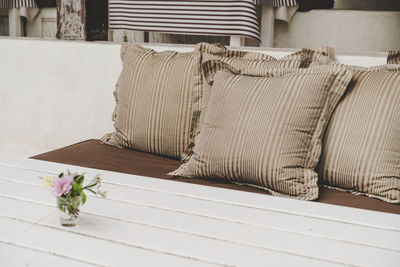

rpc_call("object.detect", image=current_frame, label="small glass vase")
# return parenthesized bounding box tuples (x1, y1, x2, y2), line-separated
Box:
(57, 196, 82, 227)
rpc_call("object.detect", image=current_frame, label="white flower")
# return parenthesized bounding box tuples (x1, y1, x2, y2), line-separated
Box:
(42, 176, 57, 189)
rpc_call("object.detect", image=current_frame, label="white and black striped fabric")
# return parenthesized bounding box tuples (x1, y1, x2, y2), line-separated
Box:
(0, 0, 37, 9)
(256, 0, 297, 7)
(109, 0, 261, 41)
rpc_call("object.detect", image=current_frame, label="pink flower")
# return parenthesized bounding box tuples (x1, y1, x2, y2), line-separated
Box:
(51, 173, 76, 197)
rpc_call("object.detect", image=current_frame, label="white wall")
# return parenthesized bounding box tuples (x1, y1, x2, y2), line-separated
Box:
(334, 0, 400, 11)
(0, 38, 121, 157)
(0, 38, 388, 158)
(274, 10, 400, 52)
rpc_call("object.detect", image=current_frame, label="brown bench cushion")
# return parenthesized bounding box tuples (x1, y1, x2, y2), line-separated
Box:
(31, 140, 400, 214)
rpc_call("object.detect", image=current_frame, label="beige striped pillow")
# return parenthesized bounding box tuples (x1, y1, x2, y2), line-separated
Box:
(172, 68, 352, 200)
(200, 45, 335, 85)
(181, 43, 284, 161)
(181, 43, 334, 162)
(307, 63, 400, 203)
(387, 51, 400, 64)
(101, 43, 201, 159)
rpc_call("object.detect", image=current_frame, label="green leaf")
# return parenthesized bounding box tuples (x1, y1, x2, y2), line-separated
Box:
(81, 191, 87, 206)
(72, 183, 82, 194)
(75, 175, 84, 184)
(86, 188, 97, 195)
(83, 183, 98, 189)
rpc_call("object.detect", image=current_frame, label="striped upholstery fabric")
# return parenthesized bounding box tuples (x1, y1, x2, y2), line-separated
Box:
(101, 43, 201, 160)
(181, 43, 335, 162)
(387, 51, 400, 64)
(172, 68, 352, 200)
(0, 0, 37, 9)
(202, 45, 335, 84)
(181, 42, 316, 162)
(306, 54, 400, 203)
(109, 0, 261, 41)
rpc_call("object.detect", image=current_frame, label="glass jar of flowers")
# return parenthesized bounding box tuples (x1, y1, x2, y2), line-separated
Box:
(42, 171, 106, 227)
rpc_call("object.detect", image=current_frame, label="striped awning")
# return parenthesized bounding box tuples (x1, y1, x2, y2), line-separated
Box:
(0, 0, 37, 9)
(109, 0, 261, 41)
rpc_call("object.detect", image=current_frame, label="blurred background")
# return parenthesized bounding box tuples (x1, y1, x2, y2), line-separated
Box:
(0, 0, 399, 51)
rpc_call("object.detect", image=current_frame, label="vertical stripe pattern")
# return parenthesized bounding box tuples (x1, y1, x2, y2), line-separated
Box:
(313, 67, 400, 203)
(305, 53, 400, 203)
(387, 51, 400, 64)
(0, 0, 37, 9)
(181, 42, 310, 162)
(181, 43, 335, 162)
(101, 43, 200, 160)
(172, 68, 352, 200)
(109, 0, 261, 41)
(256, 0, 297, 7)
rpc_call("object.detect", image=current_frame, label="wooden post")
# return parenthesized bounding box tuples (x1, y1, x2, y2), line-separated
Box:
(229, 36, 245, 47)
(110, 30, 145, 43)
(57, 0, 108, 41)
(260, 5, 275, 47)
(56, 0, 85, 40)
(8, 9, 24, 37)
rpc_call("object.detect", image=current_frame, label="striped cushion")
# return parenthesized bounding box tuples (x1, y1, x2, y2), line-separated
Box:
(305, 50, 400, 72)
(388, 51, 400, 64)
(172, 68, 352, 200)
(306, 53, 400, 202)
(308, 63, 400, 203)
(201, 45, 335, 84)
(101, 43, 200, 159)
(181, 43, 334, 162)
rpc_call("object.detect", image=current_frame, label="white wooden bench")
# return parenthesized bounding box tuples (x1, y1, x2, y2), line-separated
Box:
(0, 155, 399, 266)
(0, 37, 397, 266)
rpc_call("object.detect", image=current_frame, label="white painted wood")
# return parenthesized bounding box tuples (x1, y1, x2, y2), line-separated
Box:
(40, 18, 57, 38)
(0, 217, 213, 267)
(1, 171, 398, 253)
(0, 179, 399, 266)
(0, 198, 342, 267)
(1, 156, 398, 231)
(0, 157, 399, 266)
(229, 36, 244, 47)
(260, 5, 275, 47)
(25, 8, 57, 39)
(8, 9, 23, 37)
(0, 243, 94, 267)
(134, 31, 145, 42)
(111, 30, 145, 42)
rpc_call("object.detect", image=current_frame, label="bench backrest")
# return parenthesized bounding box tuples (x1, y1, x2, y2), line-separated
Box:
(0, 38, 388, 157)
